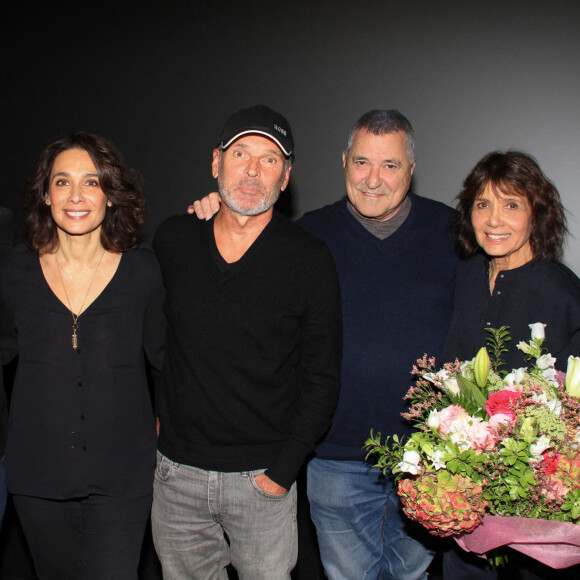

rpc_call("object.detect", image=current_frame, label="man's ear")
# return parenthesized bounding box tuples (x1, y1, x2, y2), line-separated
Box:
(211, 148, 221, 179)
(280, 164, 292, 192)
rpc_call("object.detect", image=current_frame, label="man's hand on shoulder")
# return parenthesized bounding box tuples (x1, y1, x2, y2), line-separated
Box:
(254, 473, 287, 495)
(187, 192, 222, 220)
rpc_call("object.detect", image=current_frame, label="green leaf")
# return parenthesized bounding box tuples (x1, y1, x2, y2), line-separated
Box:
(485, 326, 512, 373)
(456, 374, 488, 409)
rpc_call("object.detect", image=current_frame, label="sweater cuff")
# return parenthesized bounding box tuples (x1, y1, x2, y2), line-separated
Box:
(264, 439, 311, 490)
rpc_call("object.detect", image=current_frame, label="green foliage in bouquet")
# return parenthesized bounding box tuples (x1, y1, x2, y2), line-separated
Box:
(364, 323, 580, 537)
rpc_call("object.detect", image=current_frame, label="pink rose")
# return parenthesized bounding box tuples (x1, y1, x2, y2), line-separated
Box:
(437, 404, 469, 434)
(485, 390, 522, 419)
(468, 419, 497, 452)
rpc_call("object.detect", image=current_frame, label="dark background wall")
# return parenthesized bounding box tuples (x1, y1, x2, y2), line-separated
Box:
(3, 0, 580, 273)
(1, 1, 579, 577)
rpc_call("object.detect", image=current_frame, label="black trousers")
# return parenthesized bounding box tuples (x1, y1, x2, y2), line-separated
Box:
(442, 543, 580, 580)
(12, 493, 152, 580)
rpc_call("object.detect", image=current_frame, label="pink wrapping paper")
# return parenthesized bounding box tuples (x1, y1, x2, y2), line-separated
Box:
(454, 515, 580, 569)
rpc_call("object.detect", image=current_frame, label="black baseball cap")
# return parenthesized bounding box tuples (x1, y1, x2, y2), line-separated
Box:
(217, 105, 294, 159)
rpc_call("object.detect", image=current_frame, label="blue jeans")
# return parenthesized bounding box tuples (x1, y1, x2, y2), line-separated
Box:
(307, 458, 435, 580)
(151, 451, 298, 580)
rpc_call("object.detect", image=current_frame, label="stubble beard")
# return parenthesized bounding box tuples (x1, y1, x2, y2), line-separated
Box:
(217, 173, 282, 217)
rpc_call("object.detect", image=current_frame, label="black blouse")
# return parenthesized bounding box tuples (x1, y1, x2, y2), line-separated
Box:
(442, 252, 580, 372)
(0, 244, 164, 499)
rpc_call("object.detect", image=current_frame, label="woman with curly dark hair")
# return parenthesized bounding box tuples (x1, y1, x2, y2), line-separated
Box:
(0, 132, 164, 579)
(442, 150, 580, 580)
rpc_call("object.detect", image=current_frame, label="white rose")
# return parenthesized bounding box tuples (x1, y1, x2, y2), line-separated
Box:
(427, 409, 440, 430)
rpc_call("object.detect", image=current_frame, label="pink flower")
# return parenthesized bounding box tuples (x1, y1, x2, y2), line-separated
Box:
(554, 370, 566, 386)
(468, 419, 497, 452)
(437, 405, 469, 435)
(486, 390, 522, 419)
(488, 413, 512, 427)
(546, 478, 570, 501)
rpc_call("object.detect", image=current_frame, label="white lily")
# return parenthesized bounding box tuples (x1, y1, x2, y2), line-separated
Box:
(473, 347, 490, 388)
(505, 367, 527, 386)
(442, 376, 460, 396)
(423, 369, 461, 396)
(565, 356, 580, 397)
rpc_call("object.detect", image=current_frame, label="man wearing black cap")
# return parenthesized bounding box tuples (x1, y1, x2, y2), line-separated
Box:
(150, 105, 342, 579)
(191, 109, 458, 580)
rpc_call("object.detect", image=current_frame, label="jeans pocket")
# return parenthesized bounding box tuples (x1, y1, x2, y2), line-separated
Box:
(154, 452, 175, 481)
(249, 470, 290, 500)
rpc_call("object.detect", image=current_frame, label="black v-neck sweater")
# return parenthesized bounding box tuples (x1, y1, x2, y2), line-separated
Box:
(153, 211, 342, 489)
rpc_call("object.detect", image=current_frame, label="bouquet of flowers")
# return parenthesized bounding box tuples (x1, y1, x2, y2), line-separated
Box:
(364, 323, 580, 568)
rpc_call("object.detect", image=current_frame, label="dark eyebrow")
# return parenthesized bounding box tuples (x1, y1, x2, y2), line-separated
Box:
(52, 171, 99, 178)
(351, 155, 403, 167)
(232, 141, 284, 159)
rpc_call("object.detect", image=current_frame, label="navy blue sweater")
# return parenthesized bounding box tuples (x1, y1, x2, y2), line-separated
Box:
(297, 194, 458, 460)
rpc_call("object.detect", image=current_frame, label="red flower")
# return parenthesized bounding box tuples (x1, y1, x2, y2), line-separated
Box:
(485, 390, 522, 419)
(542, 452, 561, 476)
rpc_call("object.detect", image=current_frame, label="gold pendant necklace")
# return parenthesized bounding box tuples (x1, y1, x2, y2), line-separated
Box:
(55, 251, 105, 349)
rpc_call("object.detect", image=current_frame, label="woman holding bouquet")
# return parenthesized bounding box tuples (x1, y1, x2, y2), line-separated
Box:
(442, 150, 580, 579)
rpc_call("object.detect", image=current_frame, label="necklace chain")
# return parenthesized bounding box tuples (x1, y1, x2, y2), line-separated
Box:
(55, 251, 105, 349)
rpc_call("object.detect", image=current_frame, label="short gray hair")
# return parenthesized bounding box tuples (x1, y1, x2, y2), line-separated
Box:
(345, 109, 415, 164)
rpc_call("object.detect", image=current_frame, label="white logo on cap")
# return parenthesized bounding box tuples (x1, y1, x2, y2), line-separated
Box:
(274, 124, 287, 137)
